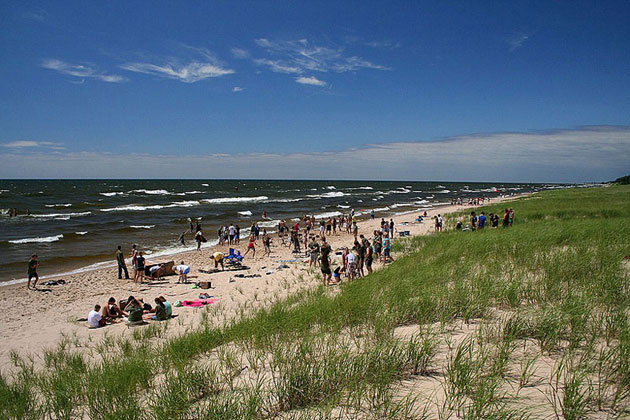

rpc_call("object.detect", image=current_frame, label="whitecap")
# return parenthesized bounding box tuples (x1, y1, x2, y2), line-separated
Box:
(9, 234, 63, 244)
(200, 196, 268, 204)
(75, 231, 88, 235)
(129, 189, 171, 195)
(102, 201, 200, 212)
(238, 210, 253, 216)
(313, 211, 342, 219)
(202, 183, 209, 187)
(337, 205, 350, 209)
(45, 203, 72, 208)
(130, 225, 155, 229)
(326, 186, 336, 190)
(30, 211, 91, 219)
(100, 192, 125, 197)
(436, 185, 446, 189)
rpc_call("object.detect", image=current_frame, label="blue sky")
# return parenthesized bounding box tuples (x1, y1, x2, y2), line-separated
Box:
(0, 1, 629, 181)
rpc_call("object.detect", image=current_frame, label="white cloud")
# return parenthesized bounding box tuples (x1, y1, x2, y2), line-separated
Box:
(2, 141, 65, 149)
(41, 59, 125, 83)
(506, 33, 531, 52)
(120, 61, 234, 83)
(1, 127, 628, 182)
(295, 76, 327, 86)
(250, 38, 389, 76)
(231, 48, 250, 59)
(232, 86, 244, 92)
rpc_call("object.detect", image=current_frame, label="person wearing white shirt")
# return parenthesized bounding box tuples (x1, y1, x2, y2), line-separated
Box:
(174, 261, 190, 283)
(88, 304, 106, 328)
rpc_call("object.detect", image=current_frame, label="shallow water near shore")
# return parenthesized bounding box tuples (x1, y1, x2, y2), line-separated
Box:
(0, 179, 558, 282)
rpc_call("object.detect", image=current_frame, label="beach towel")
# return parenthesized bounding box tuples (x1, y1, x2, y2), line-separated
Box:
(181, 298, 218, 307)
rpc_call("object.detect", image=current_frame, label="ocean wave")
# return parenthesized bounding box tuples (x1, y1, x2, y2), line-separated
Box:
(325, 186, 336, 190)
(129, 189, 171, 195)
(130, 225, 155, 229)
(437, 189, 451, 193)
(200, 196, 268, 204)
(30, 211, 91, 219)
(54, 217, 70, 221)
(307, 191, 345, 199)
(0, 189, 9, 194)
(267, 197, 303, 203)
(100, 192, 125, 197)
(75, 231, 88, 235)
(238, 210, 253, 216)
(202, 183, 209, 187)
(426, 195, 435, 199)
(45, 203, 72, 208)
(258, 219, 281, 228)
(337, 205, 350, 209)
(414, 200, 430, 204)
(101, 201, 200, 212)
(347, 186, 373, 190)
(313, 211, 342, 219)
(436, 185, 446, 189)
(9, 234, 64, 244)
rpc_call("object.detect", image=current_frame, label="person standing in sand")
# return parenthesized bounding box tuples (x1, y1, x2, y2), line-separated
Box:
(27, 254, 39, 289)
(116, 246, 129, 280)
(195, 230, 203, 251)
(320, 238, 333, 285)
(263, 230, 272, 257)
(174, 261, 190, 283)
(131, 244, 139, 282)
(243, 234, 256, 259)
(135, 252, 145, 283)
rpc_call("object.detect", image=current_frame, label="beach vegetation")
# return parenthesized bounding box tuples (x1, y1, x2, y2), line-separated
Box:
(1, 185, 628, 418)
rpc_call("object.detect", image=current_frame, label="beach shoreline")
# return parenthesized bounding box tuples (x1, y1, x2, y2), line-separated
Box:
(0, 194, 524, 370)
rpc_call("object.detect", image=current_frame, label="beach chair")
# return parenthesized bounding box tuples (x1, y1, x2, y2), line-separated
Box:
(224, 248, 237, 262)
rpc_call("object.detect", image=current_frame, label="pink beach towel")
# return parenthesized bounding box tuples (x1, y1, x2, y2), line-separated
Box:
(181, 298, 218, 307)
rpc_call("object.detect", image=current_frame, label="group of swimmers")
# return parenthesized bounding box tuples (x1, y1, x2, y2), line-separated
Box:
(88, 295, 173, 328)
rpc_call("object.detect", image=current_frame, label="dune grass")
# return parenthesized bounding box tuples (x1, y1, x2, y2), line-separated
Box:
(1, 185, 629, 418)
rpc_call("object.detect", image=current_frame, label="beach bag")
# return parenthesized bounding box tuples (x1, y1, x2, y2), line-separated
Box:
(200, 281, 211, 289)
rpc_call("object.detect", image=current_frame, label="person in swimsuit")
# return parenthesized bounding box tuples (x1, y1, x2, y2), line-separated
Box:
(243, 234, 256, 259)
(174, 262, 191, 282)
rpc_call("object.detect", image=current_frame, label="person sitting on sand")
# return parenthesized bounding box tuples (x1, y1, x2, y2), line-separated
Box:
(158, 296, 172, 318)
(212, 252, 224, 270)
(124, 296, 143, 323)
(174, 262, 190, 283)
(102, 297, 126, 320)
(88, 304, 106, 328)
(152, 297, 168, 321)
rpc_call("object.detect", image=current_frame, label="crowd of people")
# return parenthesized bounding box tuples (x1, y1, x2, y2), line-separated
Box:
(88, 295, 173, 328)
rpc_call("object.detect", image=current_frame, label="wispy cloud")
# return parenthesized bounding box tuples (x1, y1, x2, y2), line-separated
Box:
(365, 40, 401, 49)
(506, 33, 531, 52)
(295, 76, 327, 87)
(2, 141, 65, 150)
(232, 86, 244, 92)
(41, 59, 125, 83)
(2, 127, 628, 182)
(231, 48, 250, 59)
(248, 38, 390, 77)
(120, 61, 233, 83)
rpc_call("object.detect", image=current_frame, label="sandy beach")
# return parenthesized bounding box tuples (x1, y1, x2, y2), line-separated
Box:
(0, 197, 518, 370)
